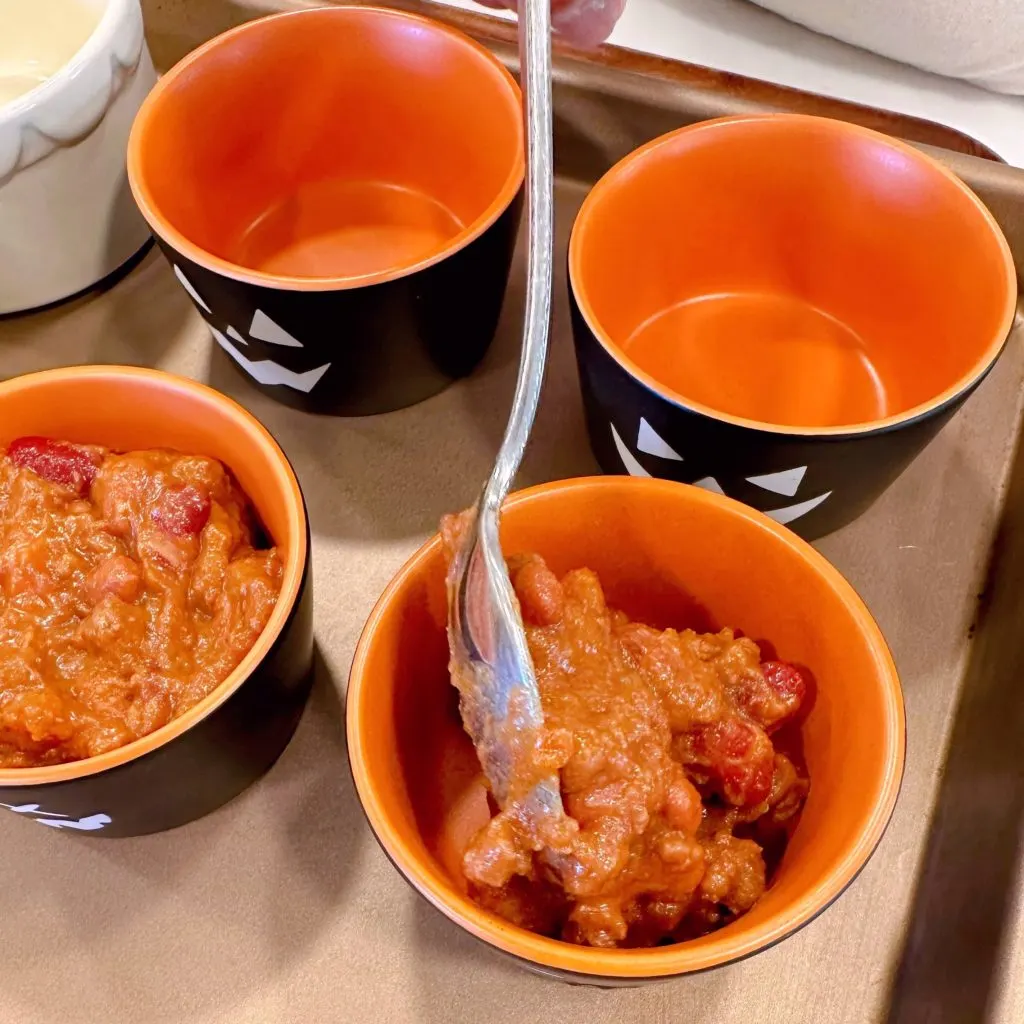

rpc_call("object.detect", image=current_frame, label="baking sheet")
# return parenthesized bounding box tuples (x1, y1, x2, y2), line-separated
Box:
(2, 3, 1023, 1021)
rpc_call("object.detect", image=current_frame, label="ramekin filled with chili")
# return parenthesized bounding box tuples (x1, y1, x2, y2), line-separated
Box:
(0, 366, 313, 837)
(347, 476, 904, 983)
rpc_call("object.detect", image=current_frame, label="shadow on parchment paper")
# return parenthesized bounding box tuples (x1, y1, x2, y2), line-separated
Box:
(882, 432, 1024, 1023)
(95, 248, 196, 368)
(202, 282, 523, 542)
(408, 896, 731, 1024)
(818, 395, 1007, 687)
(203, 183, 598, 544)
(3, 646, 364, 1024)
(0, 249, 189, 379)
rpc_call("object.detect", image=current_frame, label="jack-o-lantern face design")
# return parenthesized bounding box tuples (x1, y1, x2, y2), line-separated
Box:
(609, 419, 832, 526)
(174, 266, 332, 395)
(157, 182, 522, 417)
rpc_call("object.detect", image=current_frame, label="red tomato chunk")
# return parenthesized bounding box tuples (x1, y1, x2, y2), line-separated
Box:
(152, 484, 212, 537)
(0, 438, 282, 769)
(7, 436, 102, 496)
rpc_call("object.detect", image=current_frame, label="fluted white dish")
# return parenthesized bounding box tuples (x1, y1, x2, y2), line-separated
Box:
(0, 0, 156, 314)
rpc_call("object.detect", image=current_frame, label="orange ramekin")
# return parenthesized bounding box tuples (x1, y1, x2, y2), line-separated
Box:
(128, 7, 525, 415)
(568, 114, 1016, 539)
(0, 366, 313, 837)
(347, 476, 904, 982)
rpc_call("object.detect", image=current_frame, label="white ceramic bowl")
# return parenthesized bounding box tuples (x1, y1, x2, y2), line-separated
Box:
(0, 0, 157, 314)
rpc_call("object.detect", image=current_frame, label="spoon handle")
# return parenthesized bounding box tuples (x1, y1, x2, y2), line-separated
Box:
(447, 0, 561, 818)
(481, 0, 554, 513)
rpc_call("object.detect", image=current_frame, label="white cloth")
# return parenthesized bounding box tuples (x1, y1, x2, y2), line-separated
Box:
(751, 0, 1024, 94)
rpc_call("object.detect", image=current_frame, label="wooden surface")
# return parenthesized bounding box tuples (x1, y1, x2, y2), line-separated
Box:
(2, 5, 1024, 1022)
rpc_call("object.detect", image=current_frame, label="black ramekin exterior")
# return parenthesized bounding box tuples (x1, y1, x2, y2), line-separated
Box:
(570, 292, 1002, 540)
(0, 529, 314, 838)
(155, 192, 523, 416)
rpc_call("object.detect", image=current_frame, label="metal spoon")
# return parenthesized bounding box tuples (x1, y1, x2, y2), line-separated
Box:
(446, 0, 568, 844)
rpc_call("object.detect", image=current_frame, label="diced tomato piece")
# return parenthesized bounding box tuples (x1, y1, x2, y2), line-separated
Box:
(151, 485, 211, 537)
(761, 661, 807, 711)
(7, 436, 100, 496)
(696, 715, 774, 807)
(726, 659, 808, 732)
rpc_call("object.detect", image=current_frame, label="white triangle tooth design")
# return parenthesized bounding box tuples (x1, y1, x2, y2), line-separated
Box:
(249, 309, 304, 348)
(692, 476, 725, 495)
(226, 326, 247, 346)
(746, 466, 807, 498)
(637, 418, 683, 461)
(610, 423, 651, 478)
(38, 813, 112, 831)
(211, 326, 330, 393)
(764, 491, 831, 526)
(174, 265, 211, 314)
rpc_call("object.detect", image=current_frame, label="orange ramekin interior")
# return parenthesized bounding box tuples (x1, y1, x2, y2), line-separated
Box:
(127, 7, 524, 290)
(348, 477, 904, 978)
(570, 115, 1017, 433)
(0, 366, 307, 786)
